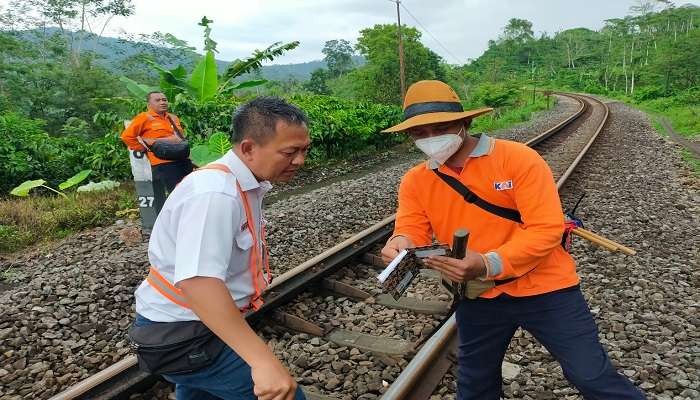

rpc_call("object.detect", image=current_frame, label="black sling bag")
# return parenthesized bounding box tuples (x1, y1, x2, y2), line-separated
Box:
(432, 168, 523, 223)
(145, 115, 191, 161)
(128, 320, 226, 375)
(431, 168, 542, 286)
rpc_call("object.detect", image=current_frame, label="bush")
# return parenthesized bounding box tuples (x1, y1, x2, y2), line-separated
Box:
(1, 93, 404, 195)
(0, 113, 66, 193)
(288, 94, 403, 159)
(633, 86, 665, 102)
(0, 112, 130, 194)
(469, 82, 520, 109)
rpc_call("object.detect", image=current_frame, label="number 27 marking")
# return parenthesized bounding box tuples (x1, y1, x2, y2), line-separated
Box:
(138, 196, 154, 208)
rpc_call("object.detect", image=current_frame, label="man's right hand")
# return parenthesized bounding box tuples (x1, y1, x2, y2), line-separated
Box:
(381, 235, 415, 265)
(252, 359, 298, 400)
(179, 277, 298, 400)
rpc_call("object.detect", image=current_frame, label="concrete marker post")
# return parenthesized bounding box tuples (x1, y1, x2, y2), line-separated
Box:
(124, 120, 166, 231)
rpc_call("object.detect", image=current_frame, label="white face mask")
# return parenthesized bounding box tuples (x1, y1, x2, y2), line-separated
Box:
(414, 127, 464, 165)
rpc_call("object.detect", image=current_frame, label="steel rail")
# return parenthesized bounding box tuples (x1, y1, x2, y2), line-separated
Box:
(524, 93, 585, 147)
(49, 215, 396, 399)
(381, 93, 609, 399)
(50, 93, 602, 400)
(555, 95, 609, 188)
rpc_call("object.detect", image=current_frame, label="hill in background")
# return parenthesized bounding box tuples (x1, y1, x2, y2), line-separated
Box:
(17, 27, 362, 81)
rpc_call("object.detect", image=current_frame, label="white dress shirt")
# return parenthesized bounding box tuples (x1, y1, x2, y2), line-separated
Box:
(135, 150, 271, 322)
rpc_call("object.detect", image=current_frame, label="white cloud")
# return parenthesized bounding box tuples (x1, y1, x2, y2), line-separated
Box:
(4, 0, 700, 64)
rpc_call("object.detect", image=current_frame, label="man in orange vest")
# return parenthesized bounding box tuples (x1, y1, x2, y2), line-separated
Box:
(130, 97, 310, 400)
(121, 91, 194, 192)
(381, 80, 645, 399)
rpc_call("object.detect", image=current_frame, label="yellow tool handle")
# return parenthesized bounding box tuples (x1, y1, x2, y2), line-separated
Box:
(572, 227, 636, 256)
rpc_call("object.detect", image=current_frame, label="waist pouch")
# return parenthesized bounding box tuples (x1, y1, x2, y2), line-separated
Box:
(128, 320, 225, 375)
(149, 139, 190, 161)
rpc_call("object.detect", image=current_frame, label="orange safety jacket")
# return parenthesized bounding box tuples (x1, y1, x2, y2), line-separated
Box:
(394, 138, 579, 298)
(120, 108, 186, 166)
(146, 163, 272, 312)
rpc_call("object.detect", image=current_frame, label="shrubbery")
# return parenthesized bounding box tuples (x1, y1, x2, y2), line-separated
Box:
(1, 94, 404, 194)
(289, 94, 403, 159)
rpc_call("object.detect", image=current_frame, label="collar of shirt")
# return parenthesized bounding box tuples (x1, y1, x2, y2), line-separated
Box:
(468, 133, 494, 158)
(426, 133, 494, 170)
(217, 150, 273, 194)
(147, 108, 168, 120)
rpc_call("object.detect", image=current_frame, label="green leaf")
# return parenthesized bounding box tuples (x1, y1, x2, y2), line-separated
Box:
(58, 169, 92, 190)
(218, 41, 299, 93)
(222, 41, 299, 82)
(10, 179, 46, 197)
(119, 76, 158, 100)
(190, 144, 219, 167)
(189, 50, 218, 101)
(230, 79, 267, 91)
(208, 132, 232, 155)
(143, 60, 189, 99)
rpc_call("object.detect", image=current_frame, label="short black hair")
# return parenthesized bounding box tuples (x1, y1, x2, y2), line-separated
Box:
(147, 91, 164, 101)
(231, 97, 308, 144)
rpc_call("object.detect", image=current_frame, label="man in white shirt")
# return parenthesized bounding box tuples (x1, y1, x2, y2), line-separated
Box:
(131, 97, 311, 400)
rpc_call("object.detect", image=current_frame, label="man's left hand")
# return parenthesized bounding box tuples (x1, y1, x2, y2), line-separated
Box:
(423, 251, 487, 283)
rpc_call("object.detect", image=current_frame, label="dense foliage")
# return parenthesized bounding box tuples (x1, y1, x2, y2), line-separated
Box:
(452, 6, 699, 103)
(0, 94, 402, 193)
(306, 24, 446, 104)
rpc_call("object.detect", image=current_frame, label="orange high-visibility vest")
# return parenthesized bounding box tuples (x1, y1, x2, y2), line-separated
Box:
(145, 163, 272, 312)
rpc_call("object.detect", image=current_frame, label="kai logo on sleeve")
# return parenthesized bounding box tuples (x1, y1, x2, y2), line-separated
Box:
(494, 180, 513, 191)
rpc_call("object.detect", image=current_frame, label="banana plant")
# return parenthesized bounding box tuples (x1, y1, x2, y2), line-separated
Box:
(190, 132, 231, 167)
(121, 17, 299, 103)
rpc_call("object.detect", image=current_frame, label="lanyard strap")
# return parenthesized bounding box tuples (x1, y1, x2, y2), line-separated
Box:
(146, 163, 270, 311)
(236, 180, 272, 310)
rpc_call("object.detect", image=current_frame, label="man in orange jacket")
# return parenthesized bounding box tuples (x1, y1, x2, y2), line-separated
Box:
(381, 80, 645, 399)
(121, 91, 194, 192)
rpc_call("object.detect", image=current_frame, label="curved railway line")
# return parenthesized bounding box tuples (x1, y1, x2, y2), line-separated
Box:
(42, 92, 617, 400)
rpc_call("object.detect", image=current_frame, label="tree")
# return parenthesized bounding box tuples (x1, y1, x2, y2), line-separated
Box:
(352, 24, 445, 104)
(5, 0, 134, 58)
(322, 39, 354, 77)
(651, 28, 700, 93)
(0, 30, 123, 133)
(500, 18, 534, 43)
(119, 17, 299, 138)
(304, 68, 331, 95)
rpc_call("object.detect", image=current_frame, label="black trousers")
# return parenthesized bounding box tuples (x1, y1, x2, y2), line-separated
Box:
(151, 159, 194, 193)
(455, 286, 645, 399)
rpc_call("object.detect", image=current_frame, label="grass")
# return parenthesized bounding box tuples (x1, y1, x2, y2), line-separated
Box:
(680, 149, 700, 175)
(0, 184, 135, 255)
(471, 93, 550, 132)
(605, 93, 699, 175)
(636, 101, 699, 175)
(638, 102, 699, 140)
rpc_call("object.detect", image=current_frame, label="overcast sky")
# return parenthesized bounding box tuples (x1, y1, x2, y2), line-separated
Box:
(6, 0, 700, 64)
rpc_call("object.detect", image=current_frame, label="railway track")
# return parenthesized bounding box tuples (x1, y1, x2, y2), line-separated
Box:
(49, 93, 609, 400)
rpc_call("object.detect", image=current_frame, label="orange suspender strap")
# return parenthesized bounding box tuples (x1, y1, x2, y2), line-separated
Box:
(145, 163, 270, 311)
(236, 182, 272, 311)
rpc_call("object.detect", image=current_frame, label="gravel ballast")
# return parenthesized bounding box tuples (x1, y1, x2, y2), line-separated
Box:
(2, 97, 696, 400)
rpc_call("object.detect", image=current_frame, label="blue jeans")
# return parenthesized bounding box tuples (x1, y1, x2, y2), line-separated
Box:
(454, 287, 646, 400)
(134, 314, 306, 400)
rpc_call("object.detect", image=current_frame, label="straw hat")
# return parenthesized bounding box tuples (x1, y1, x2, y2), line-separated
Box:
(382, 80, 493, 133)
